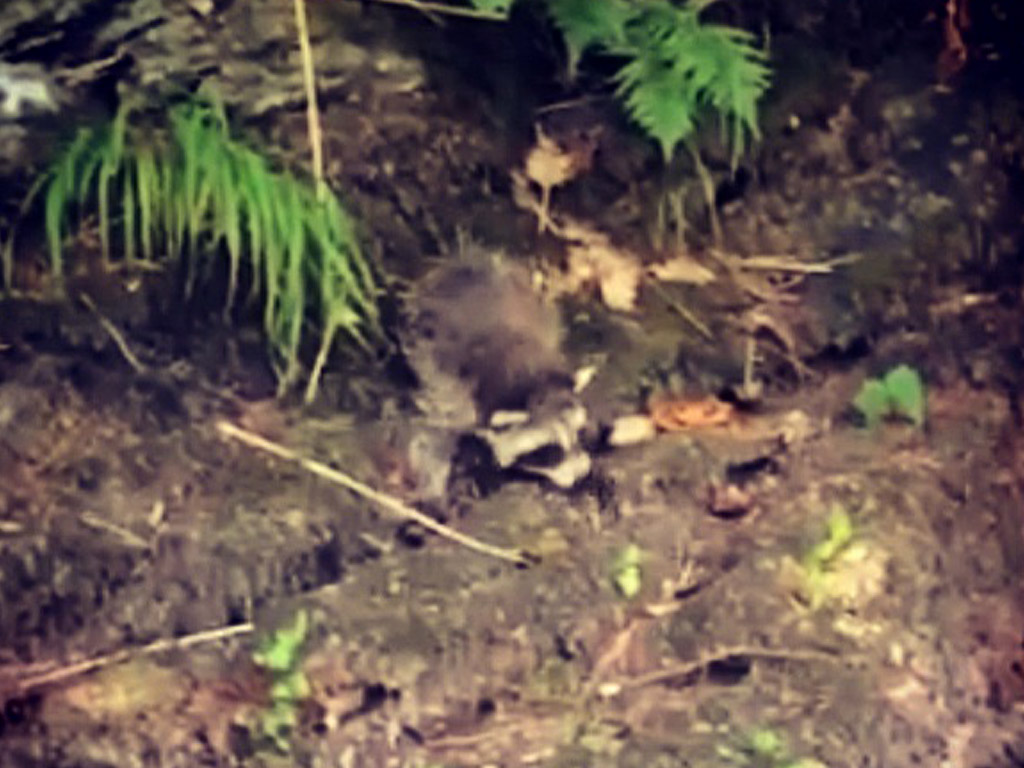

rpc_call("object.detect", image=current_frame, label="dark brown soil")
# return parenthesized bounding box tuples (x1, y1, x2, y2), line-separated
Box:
(1, 5, 1023, 768)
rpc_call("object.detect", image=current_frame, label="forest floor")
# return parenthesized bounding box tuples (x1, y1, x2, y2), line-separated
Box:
(1, 10, 1023, 768)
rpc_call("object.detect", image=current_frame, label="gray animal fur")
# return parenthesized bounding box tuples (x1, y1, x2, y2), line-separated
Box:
(404, 250, 572, 429)
(399, 248, 591, 497)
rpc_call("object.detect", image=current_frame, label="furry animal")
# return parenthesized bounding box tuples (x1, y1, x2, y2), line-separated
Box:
(404, 251, 573, 428)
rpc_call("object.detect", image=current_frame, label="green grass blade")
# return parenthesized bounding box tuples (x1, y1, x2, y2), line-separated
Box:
(244, 149, 277, 307)
(44, 159, 72, 280)
(274, 180, 307, 391)
(123, 163, 136, 263)
(135, 145, 157, 261)
(218, 145, 243, 318)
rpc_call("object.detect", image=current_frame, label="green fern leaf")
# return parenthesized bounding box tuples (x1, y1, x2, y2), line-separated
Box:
(547, 0, 631, 76)
(601, 0, 770, 163)
(615, 52, 698, 161)
(694, 25, 770, 162)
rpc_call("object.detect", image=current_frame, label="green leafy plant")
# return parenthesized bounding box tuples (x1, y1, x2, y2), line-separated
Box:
(460, 0, 770, 246)
(799, 503, 855, 609)
(545, 0, 769, 247)
(546, 0, 770, 165)
(610, 542, 644, 598)
(252, 609, 311, 753)
(5, 95, 379, 402)
(803, 505, 854, 575)
(718, 726, 826, 768)
(852, 364, 926, 428)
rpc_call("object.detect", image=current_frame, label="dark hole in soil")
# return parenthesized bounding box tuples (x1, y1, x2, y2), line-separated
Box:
(313, 537, 343, 584)
(725, 456, 779, 486)
(706, 654, 752, 685)
(361, 683, 390, 713)
(396, 522, 428, 550)
(476, 696, 496, 718)
(4, 693, 42, 729)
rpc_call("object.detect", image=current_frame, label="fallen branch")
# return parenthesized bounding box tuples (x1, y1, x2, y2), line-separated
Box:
(8, 623, 254, 695)
(216, 420, 535, 567)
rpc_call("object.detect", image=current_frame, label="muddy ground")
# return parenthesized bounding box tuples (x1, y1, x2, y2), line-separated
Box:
(1, 4, 1024, 767)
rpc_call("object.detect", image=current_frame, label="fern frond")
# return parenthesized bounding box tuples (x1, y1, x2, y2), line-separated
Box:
(615, 52, 698, 162)
(611, 0, 770, 163)
(546, 0, 631, 76)
(688, 24, 770, 162)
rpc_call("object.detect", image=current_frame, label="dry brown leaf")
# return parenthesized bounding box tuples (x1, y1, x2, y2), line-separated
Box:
(647, 254, 715, 285)
(524, 130, 579, 190)
(565, 238, 643, 312)
(522, 126, 598, 234)
(527, 214, 644, 311)
(649, 398, 734, 431)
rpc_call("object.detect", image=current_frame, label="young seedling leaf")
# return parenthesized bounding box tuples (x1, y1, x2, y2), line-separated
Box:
(254, 610, 309, 672)
(611, 543, 643, 598)
(852, 378, 890, 428)
(884, 364, 925, 427)
(804, 505, 854, 570)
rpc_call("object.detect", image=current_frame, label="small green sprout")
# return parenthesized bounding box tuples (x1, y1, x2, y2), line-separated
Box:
(252, 609, 310, 752)
(611, 543, 644, 599)
(852, 364, 926, 428)
(801, 505, 855, 609)
(718, 726, 828, 768)
(803, 506, 854, 573)
(254, 609, 309, 672)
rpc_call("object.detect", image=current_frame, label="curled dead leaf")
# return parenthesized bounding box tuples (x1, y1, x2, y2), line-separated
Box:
(649, 398, 734, 431)
(522, 126, 599, 234)
(524, 129, 580, 190)
(565, 237, 643, 312)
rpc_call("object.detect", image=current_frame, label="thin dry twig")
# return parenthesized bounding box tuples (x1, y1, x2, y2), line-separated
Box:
(293, 0, 325, 195)
(79, 511, 150, 550)
(216, 421, 535, 567)
(78, 292, 148, 374)
(647, 280, 714, 340)
(9, 623, 254, 695)
(737, 253, 861, 273)
(351, 0, 506, 22)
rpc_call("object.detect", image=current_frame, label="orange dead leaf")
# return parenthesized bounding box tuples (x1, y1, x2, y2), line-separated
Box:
(649, 398, 734, 431)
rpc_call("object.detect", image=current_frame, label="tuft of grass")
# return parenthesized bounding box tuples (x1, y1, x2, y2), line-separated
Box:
(6, 95, 379, 402)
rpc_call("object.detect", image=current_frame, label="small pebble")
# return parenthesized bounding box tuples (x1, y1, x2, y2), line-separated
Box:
(607, 414, 657, 447)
